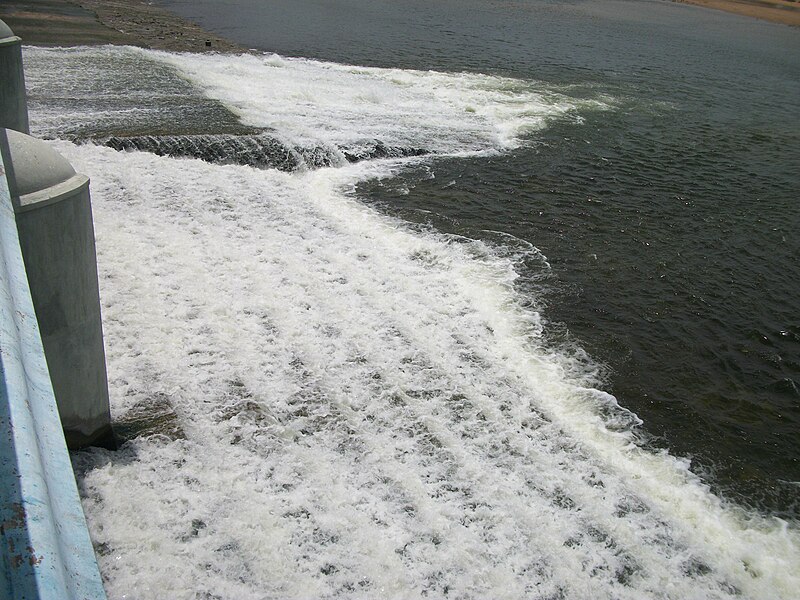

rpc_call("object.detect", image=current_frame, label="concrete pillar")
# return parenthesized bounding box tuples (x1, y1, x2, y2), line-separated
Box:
(0, 128, 113, 449)
(0, 20, 30, 134)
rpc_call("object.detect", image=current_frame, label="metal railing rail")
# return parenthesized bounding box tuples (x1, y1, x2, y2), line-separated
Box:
(0, 145, 106, 599)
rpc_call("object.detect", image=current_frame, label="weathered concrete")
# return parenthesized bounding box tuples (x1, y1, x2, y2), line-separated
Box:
(0, 138, 107, 600)
(0, 128, 112, 449)
(0, 20, 29, 134)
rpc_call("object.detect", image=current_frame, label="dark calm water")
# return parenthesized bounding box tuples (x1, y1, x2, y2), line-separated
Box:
(155, 0, 800, 518)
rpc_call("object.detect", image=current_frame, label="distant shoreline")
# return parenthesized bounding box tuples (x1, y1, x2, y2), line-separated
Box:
(0, 0, 797, 56)
(674, 0, 800, 27)
(0, 0, 249, 52)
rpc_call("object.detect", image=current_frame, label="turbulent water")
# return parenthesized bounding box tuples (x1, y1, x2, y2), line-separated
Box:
(21, 2, 800, 598)
(150, 0, 800, 519)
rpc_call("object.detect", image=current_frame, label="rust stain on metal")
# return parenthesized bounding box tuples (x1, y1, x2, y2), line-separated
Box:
(2, 503, 26, 531)
(3, 506, 45, 568)
(27, 546, 43, 566)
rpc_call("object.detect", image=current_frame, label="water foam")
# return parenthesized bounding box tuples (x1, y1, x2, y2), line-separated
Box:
(154, 49, 582, 153)
(57, 141, 797, 599)
(23, 46, 798, 598)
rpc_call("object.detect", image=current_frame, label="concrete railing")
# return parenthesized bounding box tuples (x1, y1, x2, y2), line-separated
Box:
(0, 19, 29, 135)
(1, 18, 113, 451)
(1, 17, 109, 598)
(2, 128, 114, 451)
(0, 148, 107, 598)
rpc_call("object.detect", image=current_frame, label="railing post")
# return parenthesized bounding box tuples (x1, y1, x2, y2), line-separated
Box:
(0, 19, 29, 134)
(0, 19, 113, 449)
(0, 128, 114, 449)
(0, 134, 107, 600)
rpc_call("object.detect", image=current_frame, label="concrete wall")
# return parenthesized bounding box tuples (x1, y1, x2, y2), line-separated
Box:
(15, 181, 114, 448)
(0, 128, 113, 449)
(0, 142, 107, 600)
(0, 19, 109, 598)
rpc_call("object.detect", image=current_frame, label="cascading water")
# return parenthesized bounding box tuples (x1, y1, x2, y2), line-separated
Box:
(101, 134, 428, 171)
(22, 45, 800, 600)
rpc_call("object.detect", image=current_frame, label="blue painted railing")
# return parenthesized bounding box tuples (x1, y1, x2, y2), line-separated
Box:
(0, 150, 106, 598)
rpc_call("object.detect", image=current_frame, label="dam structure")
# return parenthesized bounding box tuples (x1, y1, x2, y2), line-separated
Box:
(3, 6, 799, 598)
(1, 19, 108, 600)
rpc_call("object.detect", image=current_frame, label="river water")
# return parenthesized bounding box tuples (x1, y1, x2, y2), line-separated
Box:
(21, 0, 800, 597)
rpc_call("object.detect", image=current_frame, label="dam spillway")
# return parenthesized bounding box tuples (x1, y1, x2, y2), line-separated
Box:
(100, 134, 429, 171)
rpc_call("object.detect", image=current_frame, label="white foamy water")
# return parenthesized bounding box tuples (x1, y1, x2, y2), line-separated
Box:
(23, 46, 800, 599)
(155, 49, 581, 152)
